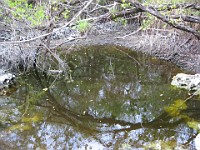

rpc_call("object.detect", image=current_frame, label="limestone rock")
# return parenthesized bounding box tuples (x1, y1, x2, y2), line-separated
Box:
(195, 133, 200, 150)
(0, 70, 15, 90)
(0, 73, 15, 85)
(0, 71, 16, 95)
(171, 73, 200, 91)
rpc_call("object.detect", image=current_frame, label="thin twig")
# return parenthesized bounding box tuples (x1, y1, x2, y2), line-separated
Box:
(113, 47, 141, 65)
(115, 27, 142, 39)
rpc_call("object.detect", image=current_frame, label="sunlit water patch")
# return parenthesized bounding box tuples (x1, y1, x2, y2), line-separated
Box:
(0, 45, 200, 149)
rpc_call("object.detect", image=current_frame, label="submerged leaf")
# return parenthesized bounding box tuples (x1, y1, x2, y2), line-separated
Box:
(21, 114, 43, 123)
(145, 140, 177, 150)
(8, 123, 32, 132)
(187, 121, 200, 131)
(164, 99, 187, 117)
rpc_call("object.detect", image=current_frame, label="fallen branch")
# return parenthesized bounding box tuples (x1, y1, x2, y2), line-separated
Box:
(171, 15, 200, 23)
(155, 3, 200, 11)
(129, 1, 200, 39)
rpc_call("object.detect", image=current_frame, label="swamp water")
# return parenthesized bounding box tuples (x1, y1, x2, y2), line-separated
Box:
(0, 45, 200, 150)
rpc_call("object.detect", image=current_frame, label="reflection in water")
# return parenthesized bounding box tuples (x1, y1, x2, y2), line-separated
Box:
(0, 45, 200, 149)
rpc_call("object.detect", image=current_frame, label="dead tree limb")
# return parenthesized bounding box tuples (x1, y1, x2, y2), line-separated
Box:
(129, 1, 200, 39)
(171, 15, 200, 23)
(110, 8, 142, 20)
(93, 2, 200, 26)
(155, 3, 200, 11)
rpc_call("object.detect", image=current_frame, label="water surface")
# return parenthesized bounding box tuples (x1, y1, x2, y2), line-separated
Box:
(0, 45, 199, 149)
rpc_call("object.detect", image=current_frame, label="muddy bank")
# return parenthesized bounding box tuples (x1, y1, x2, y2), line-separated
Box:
(0, 22, 199, 73)
(58, 32, 200, 73)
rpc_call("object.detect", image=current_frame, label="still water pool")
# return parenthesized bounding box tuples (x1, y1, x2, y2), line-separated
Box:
(0, 45, 200, 149)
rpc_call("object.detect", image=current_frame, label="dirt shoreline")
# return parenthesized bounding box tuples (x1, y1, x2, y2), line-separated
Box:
(61, 32, 200, 73)
(1, 24, 199, 74)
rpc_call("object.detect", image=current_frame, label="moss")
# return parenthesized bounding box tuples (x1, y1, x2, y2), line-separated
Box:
(8, 123, 32, 132)
(164, 99, 187, 117)
(21, 114, 43, 123)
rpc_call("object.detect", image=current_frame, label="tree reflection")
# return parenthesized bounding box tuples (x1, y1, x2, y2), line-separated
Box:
(0, 45, 199, 149)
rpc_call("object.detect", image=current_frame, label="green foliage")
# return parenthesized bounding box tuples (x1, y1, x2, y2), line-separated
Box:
(51, 2, 70, 20)
(142, 13, 155, 30)
(121, 0, 131, 9)
(109, 7, 118, 14)
(5, 0, 46, 26)
(62, 10, 70, 19)
(76, 20, 90, 33)
(115, 18, 128, 26)
(142, 0, 198, 32)
(27, 6, 46, 26)
(97, 0, 107, 5)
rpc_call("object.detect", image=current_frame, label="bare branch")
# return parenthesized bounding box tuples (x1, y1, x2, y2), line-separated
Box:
(110, 8, 142, 20)
(155, 3, 200, 11)
(129, 1, 200, 39)
(171, 15, 200, 23)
